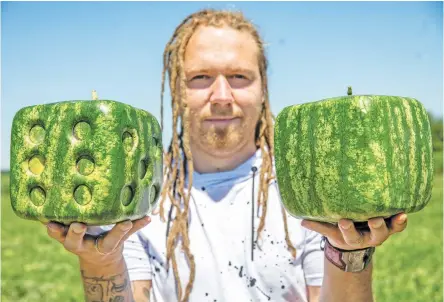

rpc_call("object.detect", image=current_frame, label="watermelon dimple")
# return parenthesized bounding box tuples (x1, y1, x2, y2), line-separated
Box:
(274, 92, 434, 223)
(10, 99, 163, 226)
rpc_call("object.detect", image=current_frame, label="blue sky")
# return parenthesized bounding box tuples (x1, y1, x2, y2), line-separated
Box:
(1, 1, 443, 170)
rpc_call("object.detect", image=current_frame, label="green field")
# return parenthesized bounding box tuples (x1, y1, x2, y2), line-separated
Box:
(1, 171, 443, 301)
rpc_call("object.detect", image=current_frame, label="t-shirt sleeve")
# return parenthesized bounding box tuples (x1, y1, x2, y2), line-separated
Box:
(122, 231, 153, 281)
(301, 228, 324, 286)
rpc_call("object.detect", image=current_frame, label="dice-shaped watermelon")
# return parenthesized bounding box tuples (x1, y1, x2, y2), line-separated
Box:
(10, 99, 163, 226)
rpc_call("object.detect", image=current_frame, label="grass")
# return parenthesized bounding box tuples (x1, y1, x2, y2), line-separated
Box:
(1, 171, 443, 301)
(434, 151, 443, 175)
(1, 171, 83, 301)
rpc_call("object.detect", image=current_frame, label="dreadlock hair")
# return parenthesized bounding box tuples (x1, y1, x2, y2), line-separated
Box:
(157, 8, 297, 302)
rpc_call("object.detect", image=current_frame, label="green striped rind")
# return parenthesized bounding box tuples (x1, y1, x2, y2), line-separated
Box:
(275, 95, 433, 223)
(10, 100, 163, 225)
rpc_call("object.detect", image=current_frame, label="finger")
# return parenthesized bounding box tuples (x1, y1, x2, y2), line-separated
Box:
(301, 220, 338, 238)
(338, 219, 368, 248)
(389, 213, 408, 234)
(63, 222, 87, 252)
(368, 217, 389, 246)
(98, 220, 134, 254)
(46, 222, 68, 243)
(122, 216, 151, 242)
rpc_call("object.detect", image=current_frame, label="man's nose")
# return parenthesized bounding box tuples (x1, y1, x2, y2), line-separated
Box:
(209, 75, 233, 105)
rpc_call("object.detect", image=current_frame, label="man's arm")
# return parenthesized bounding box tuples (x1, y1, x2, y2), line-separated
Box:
(80, 258, 153, 302)
(132, 280, 153, 302)
(80, 259, 135, 302)
(319, 259, 373, 302)
(302, 213, 408, 302)
(306, 261, 372, 302)
(44, 216, 153, 301)
(307, 285, 321, 302)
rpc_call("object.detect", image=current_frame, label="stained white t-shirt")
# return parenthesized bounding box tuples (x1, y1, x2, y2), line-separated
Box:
(122, 149, 324, 302)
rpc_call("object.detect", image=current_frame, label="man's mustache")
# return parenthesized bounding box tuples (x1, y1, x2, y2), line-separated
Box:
(200, 108, 244, 120)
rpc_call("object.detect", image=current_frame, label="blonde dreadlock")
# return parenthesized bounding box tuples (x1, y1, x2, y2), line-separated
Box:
(158, 9, 296, 302)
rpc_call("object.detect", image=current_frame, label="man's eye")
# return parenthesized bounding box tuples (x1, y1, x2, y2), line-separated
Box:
(191, 75, 210, 80)
(230, 74, 247, 79)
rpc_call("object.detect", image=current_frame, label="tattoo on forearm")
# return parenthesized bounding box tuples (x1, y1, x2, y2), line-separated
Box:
(111, 277, 129, 294)
(81, 270, 132, 302)
(84, 281, 104, 300)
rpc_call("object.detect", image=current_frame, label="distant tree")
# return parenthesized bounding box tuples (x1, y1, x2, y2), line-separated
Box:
(428, 112, 443, 152)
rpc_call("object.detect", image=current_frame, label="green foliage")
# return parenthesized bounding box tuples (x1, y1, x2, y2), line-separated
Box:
(427, 111, 443, 174)
(1, 172, 83, 301)
(434, 151, 443, 175)
(428, 111, 443, 153)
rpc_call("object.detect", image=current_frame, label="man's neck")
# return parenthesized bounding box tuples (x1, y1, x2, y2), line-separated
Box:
(190, 142, 258, 174)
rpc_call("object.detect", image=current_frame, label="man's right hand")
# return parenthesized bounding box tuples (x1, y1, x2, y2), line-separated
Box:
(44, 216, 151, 266)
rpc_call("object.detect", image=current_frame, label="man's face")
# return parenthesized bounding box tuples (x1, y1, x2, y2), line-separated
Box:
(182, 25, 263, 156)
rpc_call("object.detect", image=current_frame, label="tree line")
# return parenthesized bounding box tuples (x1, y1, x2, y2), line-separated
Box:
(428, 111, 443, 174)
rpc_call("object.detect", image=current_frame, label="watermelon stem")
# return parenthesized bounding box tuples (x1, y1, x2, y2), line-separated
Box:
(347, 86, 353, 96)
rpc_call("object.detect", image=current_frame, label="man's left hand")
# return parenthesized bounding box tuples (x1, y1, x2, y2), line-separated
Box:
(301, 213, 408, 250)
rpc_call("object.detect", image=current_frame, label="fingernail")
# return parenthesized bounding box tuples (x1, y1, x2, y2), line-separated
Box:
(72, 223, 84, 234)
(372, 220, 383, 228)
(398, 214, 407, 224)
(143, 216, 151, 225)
(47, 223, 56, 231)
(340, 222, 351, 230)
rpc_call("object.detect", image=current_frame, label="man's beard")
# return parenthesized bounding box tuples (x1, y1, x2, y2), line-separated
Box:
(189, 106, 241, 150)
(198, 121, 243, 150)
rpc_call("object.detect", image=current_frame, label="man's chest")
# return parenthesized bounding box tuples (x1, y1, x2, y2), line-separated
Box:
(144, 186, 309, 301)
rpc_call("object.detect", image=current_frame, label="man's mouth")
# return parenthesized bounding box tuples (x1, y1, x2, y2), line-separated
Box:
(205, 117, 236, 121)
(204, 116, 240, 126)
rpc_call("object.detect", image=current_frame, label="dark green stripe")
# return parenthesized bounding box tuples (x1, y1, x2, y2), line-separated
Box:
(399, 99, 411, 206)
(308, 103, 321, 215)
(389, 100, 403, 209)
(418, 102, 433, 205)
(275, 107, 295, 214)
(295, 106, 305, 214)
(286, 108, 297, 212)
(287, 107, 299, 213)
(339, 99, 348, 212)
(410, 102, 422, 209)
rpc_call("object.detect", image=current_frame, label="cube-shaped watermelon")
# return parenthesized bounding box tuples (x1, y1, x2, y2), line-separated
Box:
(274, 94, 433, 224)
(10, 99, 163, 226)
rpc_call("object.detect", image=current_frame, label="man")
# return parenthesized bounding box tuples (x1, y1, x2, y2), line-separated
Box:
(46, 8, 408, 302)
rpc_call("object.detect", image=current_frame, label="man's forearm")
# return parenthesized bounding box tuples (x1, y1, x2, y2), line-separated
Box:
(80, 258, 134, 302)
(320, 257, 373, 302)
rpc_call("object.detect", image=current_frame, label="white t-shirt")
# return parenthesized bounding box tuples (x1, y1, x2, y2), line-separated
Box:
(122, 149, 324, 302)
